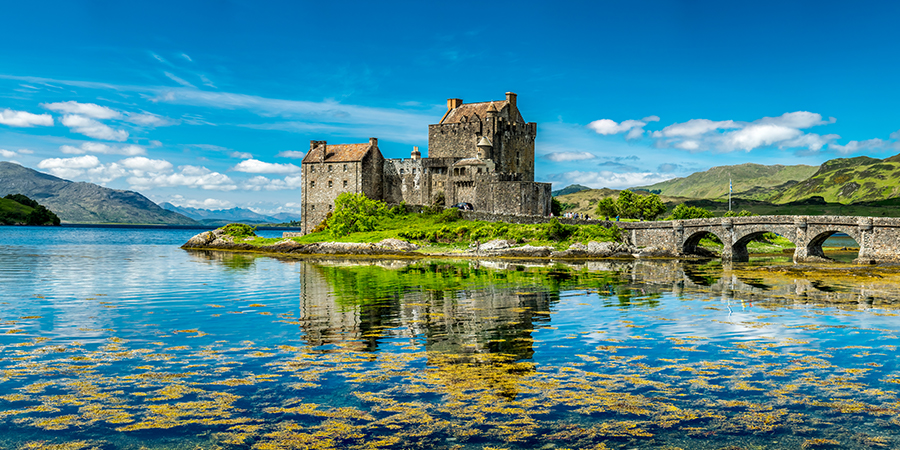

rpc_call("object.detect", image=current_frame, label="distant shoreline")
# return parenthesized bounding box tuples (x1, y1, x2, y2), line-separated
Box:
(59, 223, 302, 231)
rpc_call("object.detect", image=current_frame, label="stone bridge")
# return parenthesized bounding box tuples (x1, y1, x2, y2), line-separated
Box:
(618, 215, 900, 263)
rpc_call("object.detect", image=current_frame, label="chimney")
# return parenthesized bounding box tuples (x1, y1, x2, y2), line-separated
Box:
(369, 137, 378, 147)
(447, 98, 463, 110)
(411, 146, 421, 160)
(505, 92, 517, 112)
(311, 140, 326, 163)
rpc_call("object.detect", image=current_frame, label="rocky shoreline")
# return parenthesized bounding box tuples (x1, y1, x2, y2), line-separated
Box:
(181, 228, 673, 259)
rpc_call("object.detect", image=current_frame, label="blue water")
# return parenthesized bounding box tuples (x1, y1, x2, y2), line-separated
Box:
(1, 226, 900, 449)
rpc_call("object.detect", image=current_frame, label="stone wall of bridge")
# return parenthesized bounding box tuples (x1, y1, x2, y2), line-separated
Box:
(618, 215, 900, 263)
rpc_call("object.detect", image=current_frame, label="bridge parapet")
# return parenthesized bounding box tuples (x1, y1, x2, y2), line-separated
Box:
(616, 215, 900, 263)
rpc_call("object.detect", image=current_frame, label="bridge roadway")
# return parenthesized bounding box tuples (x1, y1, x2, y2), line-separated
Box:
(617, 215, 900, 263)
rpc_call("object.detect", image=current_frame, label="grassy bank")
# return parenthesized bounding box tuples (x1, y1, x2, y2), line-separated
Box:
(225, 208, 622, 253)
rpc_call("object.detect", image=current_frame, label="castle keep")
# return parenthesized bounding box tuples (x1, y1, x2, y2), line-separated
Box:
(300, 92, 552, 233)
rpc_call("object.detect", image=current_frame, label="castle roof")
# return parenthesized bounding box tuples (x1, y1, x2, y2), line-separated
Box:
(302, 142, 373, 163)
(440, 100, 524, 124)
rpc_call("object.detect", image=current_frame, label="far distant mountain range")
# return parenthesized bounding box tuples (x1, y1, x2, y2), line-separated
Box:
(159, 203, 301, 226)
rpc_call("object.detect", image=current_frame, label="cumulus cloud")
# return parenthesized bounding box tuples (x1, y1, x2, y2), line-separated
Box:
(0, 109, 54, 127)
(542, 151, 597, 162)
(61, 114, 129, 141)
(127, 165, 237, 191)
(37, 155, 102, 179)
(587, 115, 659, 140)
(546, 170, 673, 190)
(242, 175, 304, 191)
(829, 138, 887, 154)
(233, 159, 301, 174)
(119, 156, 173, 172)
(0, 149, 16, 158)
(41, 101, 121, 119)
(276, 150, 306, 159)
(60, 142, 146, 156)
(646, 111, 850, 153)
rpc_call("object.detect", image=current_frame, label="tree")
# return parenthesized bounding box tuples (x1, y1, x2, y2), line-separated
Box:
(667, 204, 715, 220)
(724, 209, 755, 217)
(636, 193, 666, 221)
(595, 197, 617, 219)
(551, 197, 563, 216)
(326, 193, 392, 237)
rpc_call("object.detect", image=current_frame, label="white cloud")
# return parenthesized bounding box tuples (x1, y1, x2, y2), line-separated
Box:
(164, 71, 195, 88)
(653, 119, 739, 138)
(41, 101, 121, 119)
(126, 112, 175, 127)
(546, 170, 673, 190)
(120, 156, 173, 172)
(149, 140, 163, 147)
(242, 175, 304, 191)
(233, 159, 301, 174)
(830, 138, 886, 154)
(127, 165, 237, 191)
(276, 150, 306, 159)
(721, 124, 802, 152)
(60, 142, 146, 156)
(587, 116, 659, 140)
(61, 114, 129, 141)
(230, 151, 253, 159)
(756, 111, 834, 129)
(0, 109, 54, 127)
(37, 155, 101, 179)
(17, 148, 33, 154)
(542, 151, 597, 162)
(181, 53, 193, 62)
(778, 133, 840, 152)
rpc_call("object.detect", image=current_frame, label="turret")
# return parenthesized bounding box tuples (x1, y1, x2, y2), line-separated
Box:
(411, 146, 421, 160)
(476, 136, 492, 160)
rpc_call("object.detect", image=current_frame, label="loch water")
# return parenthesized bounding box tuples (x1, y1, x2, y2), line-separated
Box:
(2, 226, 900, 449)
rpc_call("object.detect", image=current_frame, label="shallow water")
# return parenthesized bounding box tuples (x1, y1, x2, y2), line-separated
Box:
(2, 227, 900, 449)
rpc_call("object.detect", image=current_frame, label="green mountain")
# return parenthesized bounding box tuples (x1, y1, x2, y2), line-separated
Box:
(551, 184, 592, 197)
(633, 163, 818, 200)
(0, 194, 60, 225)
(766, 155, 900, 204)
(0, 161, 198, 224)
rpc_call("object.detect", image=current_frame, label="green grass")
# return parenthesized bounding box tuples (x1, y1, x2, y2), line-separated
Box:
(231, 211, 623, 251)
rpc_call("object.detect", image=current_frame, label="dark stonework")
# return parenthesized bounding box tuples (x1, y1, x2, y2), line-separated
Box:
(300, 92, 551, 233)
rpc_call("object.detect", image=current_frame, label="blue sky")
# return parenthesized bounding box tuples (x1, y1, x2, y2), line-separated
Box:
(2, 1, 900, 214)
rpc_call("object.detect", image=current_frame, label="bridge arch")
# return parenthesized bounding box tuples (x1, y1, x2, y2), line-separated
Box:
(731, 225, 798, 262)
(682, 229, 724, 257)
(803, 227, 861, 261)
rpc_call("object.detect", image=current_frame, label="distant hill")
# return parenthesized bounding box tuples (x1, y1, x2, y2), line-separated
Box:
(160, 203, 301, 225)
(551, 184, 592, 197)
(766, 155, 900, 204)
(633, 163, 817, 200)
(0, 161, 197, 224)
(0, 194, 60, 225)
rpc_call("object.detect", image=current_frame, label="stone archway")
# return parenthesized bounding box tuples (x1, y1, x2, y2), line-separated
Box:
(804, 229, 861, 261)
(682, 230, 724, 257)
(732, 230, 797, 262)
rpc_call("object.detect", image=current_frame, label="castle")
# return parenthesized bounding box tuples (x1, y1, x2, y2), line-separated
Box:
(300, 92, 552, 233)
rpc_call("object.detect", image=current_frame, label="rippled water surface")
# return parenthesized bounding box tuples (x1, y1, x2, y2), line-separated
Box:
(3, 226, 900, 450)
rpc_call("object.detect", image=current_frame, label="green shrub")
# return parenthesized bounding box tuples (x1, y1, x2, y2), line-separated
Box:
(667, 204, 715, 220)
(327, 193, 392, 237)
(436, 208, 460, 223)
(221, 223, 257, 238)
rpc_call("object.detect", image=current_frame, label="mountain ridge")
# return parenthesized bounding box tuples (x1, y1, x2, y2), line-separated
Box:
(0, 161, 197, 225)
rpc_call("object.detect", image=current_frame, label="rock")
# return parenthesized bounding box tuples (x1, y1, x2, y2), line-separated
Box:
(490, 245, 554, 257)
(377, 238, 418, 251)
(568, 242, 587, 251)
(479, 239, 513, 251)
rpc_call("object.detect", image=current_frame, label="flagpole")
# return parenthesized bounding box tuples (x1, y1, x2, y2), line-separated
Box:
(729, 177, 732, 212)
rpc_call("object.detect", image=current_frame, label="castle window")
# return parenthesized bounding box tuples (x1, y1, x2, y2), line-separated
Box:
(310, 181, 315, 188)
(311, 205, 315, 210)
(328, 180, 333, 188)
(328, 165, 333, 172)
(329, 204, 333, 210)
(400, 168, 405, 174)
(343, 164, 348, 171)
(412, 168, 416, 174)
(343, 180, 348, 188)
